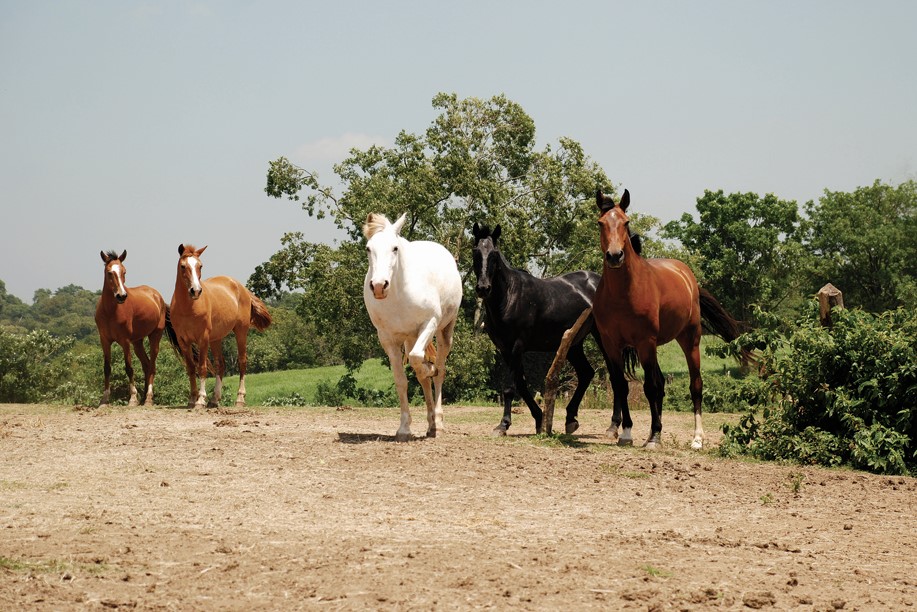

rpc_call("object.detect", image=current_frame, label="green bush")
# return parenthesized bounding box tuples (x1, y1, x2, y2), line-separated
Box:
(0, 328, 73, 402)
(718, 303, 917, 475)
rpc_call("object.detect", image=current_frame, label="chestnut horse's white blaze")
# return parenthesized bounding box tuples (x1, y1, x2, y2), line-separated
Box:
(362, 213, 462, 442)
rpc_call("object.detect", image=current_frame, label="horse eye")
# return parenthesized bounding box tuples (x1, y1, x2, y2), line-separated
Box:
(393, 246, 398, 252)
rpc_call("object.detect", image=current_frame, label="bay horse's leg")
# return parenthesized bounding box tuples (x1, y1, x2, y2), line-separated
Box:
(382, 339, 412, 442)
(425, 320, 454, 438)
(120, 340, 140, 407)
(145, 329, 163, 406)
(99, 339, 113, 407)
(509, 341, 544, 434)
(677, 328, 705, 449)
(234, 328, 249, 408)
(637, 343, 665, 449)
(209, 339, 225, 408)
(563, 342, 594, 435)
(607, 362, 634, 446)
(131, 338, 152, 405)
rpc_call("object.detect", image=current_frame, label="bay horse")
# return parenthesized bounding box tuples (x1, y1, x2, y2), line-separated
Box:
(593, 189, 750, 449)
(471, 223, 638, 435)
(362, 213, 462, 442)
(95, 250, 167, 407)
(167, 244, 272, 408)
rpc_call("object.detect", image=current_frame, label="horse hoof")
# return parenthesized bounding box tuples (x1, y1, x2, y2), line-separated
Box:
(98, 403, 110, 409)
(426, 428, 442, 438)
(143, 401, 154, 407)
(235, 401, 246, 408)
(207, 400, 219, 408)
(691, 439, 704, 450)
(128, 400, 140, 407)
(395, 431, 411, 443)
(492, 426, 508, 437)
(618, 438, 634, 447)
(643, 441, 658, 450)
(565, 420, 579, 435)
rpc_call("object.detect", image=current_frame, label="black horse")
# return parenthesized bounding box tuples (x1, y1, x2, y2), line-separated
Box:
(471, 222, 638, 435)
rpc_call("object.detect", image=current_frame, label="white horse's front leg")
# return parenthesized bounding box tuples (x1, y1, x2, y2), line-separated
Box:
(382, 341, 412, 442)
(407, 318, 439, 380)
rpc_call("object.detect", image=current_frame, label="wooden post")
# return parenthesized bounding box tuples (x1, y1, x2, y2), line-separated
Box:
(817, 283, 844, 327)
(543, 307, 592, 436)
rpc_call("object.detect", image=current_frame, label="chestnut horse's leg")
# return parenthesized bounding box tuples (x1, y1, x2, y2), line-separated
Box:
(234, 327, 249, 407)
(131, 338, 152, 405)
(209, 339, 225, 408)
(677, 328, 705, 449)
(145, 328, 163, 406)
(178, 338, 200, 408)
(120, 339, 139, 407)
(99, 339, 113, 407)
(194, 338, 209, 408)
(563, 342, 595, 435)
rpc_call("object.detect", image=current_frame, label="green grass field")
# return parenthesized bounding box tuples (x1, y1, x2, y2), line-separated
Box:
(219, 335, 739, 409)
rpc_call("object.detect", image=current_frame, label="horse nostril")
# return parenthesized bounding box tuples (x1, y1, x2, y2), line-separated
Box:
(383, 281, 389, 289)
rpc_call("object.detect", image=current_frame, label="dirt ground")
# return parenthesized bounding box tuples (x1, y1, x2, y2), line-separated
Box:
(1, 402, 915, 611)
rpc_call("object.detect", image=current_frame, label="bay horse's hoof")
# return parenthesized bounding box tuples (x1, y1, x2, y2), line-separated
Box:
(395, 431, 412, 443)
(565, 420, 579, 435)
(207, 400, 219, 408)
(618, 438, 634, 447)
(492, 426, 508, 437)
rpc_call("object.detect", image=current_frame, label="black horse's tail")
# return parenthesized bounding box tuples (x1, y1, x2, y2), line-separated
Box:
(698, 288, 754, 365)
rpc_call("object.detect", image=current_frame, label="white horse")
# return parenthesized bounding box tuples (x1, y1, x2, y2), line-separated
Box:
(362, 212, 463, 442)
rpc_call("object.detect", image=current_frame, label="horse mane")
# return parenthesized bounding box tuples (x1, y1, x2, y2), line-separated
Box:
(103, 250, 120, 261)
(362, 213, 390, 240)
(181, 244, 200, 256)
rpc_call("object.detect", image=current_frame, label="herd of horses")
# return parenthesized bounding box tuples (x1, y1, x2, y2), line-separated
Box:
(96, 189, 747, 449)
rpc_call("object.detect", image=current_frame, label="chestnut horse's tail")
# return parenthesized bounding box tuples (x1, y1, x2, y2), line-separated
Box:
(249, 293, 272, 331)
(698, 288, 754, 364)
(164, 305, 181, 352)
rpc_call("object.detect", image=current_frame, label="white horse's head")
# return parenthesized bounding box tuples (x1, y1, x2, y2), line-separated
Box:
(363, 212, 407, 300)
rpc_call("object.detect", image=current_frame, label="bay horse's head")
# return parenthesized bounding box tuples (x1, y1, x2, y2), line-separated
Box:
(176, 244, 207, 300)
(100, 249, 129, 303)
(596, 189, 634, 269)
(362, 213, 407, 300)
(471, 222, 502, 299)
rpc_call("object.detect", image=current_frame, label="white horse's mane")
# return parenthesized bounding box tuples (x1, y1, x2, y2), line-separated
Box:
(362, 213, 390, 240)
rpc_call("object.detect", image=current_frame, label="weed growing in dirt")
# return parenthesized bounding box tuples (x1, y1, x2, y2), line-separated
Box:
(760, 492, 775, 505)
(640, 564, 673, 579)
(789, 472, 806, 497)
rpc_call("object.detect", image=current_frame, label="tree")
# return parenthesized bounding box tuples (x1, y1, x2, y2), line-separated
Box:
(663, 190, 804, 323)
(260, 93, 617, 397)
(803, 180, 917, 312)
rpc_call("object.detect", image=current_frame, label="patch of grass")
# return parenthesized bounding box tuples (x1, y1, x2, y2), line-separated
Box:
(523, 433, 587, 449)
(789, 472, 806, 497)
(640, 564, 673, 579)
(760, 492, 775, 505)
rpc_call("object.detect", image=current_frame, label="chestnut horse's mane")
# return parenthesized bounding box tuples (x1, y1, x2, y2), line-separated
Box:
(103, 250, 121, 261)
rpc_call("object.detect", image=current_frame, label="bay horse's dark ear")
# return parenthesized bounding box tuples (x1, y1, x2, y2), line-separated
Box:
(100, 250, 109, 263)
(119, 250, 127, 262)
(492, 224, 501, 243)
(619, 189, 630, 212)
(178, 244, 185, 255)
(596, 190, 615, 213)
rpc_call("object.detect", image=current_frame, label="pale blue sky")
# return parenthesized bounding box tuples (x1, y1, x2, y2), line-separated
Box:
(2, 1, 915, 302)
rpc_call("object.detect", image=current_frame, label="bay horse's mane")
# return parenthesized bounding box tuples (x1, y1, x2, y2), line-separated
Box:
(103, 250, 121, 261)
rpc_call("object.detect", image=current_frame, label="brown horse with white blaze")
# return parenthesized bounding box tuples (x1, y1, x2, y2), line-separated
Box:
(95, 250, 167, 407)
(593, 190, 750, 449)
(167, 244, 272, 408)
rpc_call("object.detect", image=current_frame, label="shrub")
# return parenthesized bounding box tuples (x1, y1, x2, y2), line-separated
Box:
(0, 328, 73, 402)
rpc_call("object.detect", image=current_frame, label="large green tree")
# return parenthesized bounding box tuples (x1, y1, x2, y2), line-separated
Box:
(802, 179, 917, 312)
(663, 190, 804, 323)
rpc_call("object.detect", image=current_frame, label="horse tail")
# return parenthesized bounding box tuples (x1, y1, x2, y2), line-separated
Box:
(622, 346, 639, 379)
(249, 293, 272, 331)
(165, 305, 180, 351)
(698, 288, 755, 364)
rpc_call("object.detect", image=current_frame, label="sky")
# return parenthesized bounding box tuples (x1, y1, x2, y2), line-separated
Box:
(1, 0, 915, 303)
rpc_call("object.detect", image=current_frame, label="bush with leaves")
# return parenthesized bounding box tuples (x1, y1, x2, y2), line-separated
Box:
(0, 328, 73, 402)
(718, 303, 917, 475)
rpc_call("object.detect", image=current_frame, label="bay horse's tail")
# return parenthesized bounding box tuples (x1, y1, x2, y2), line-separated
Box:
(698, 288, 754, 364)
(249, 293, 272, 331)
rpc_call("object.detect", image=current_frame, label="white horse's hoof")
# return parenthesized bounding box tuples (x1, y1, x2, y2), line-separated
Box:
(691, 439, 704, 450)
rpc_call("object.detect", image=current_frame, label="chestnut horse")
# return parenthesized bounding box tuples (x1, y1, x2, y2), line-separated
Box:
(363, 213, 462, 441)
(167, 244, 272, 408)
(593, 190, 749, 449)
(95, 250, 167, 407)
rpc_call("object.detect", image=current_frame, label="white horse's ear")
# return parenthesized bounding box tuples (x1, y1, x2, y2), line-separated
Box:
(392, 213, 408, 235)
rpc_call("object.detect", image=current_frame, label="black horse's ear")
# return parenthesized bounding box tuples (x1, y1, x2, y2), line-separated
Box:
(119, 250, 127, 262)
(596, 190, 615, 213)
(178, 244, 185, 255)
(472, 222, 481, 240)
(619, 189, 630, 212)
(630, 232, 643, 256)
(492, 224, 501, 243)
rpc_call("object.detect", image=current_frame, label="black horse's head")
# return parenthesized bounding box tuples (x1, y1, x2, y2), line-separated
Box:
(471, 222, 502, 299)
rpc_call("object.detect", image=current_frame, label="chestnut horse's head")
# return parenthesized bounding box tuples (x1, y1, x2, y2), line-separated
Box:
(362, 213, 407, 300)
(596, 189, 633, 269)
(471, 222, 502, 299)
(100, 249, 129, 303)
(176, 244, 207, 300)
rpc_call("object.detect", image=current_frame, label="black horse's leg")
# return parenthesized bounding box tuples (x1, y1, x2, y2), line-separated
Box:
(563, 343, 594, 434)
(493, 385, 515, 436)
(509, 343, 544, 434)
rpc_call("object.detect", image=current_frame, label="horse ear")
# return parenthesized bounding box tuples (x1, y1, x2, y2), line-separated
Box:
(492, 224, 502, 243)
(100, 250, 109, 263)
(472, 222, 481, 240)
(119, 250, 127, 262)
(392, 213, 407, 235)
(178, 244, 185, 255)
(196, 245, 208, 256)
(596, 190, 615, 213)
(630, 232, 643, 256)
(619, 189, 630, 212)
